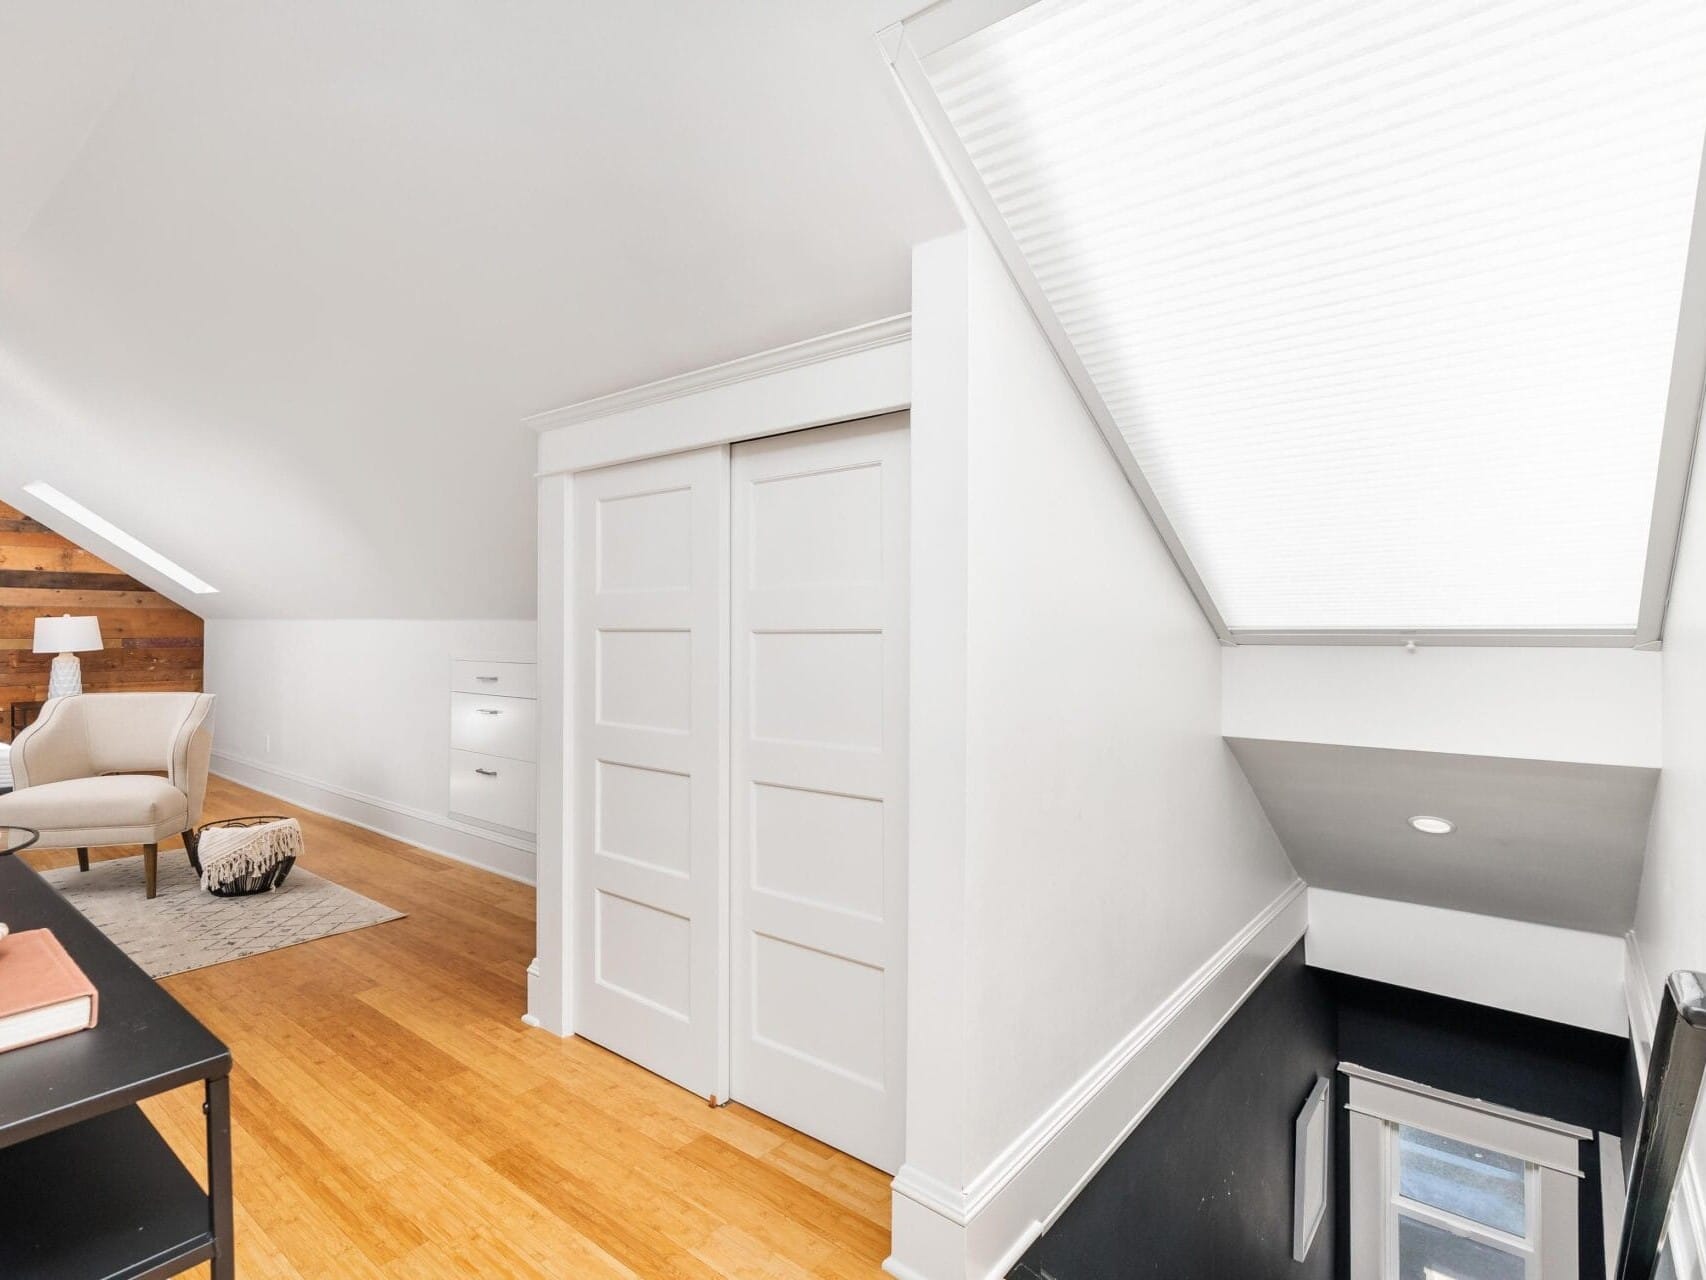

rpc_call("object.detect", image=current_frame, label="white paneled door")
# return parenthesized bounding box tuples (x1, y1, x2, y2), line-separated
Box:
(572, 446, 728, 1102)
(729, 415, 909, 1172)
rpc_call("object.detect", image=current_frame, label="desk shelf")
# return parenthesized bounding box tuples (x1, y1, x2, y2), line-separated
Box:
(0, 856, 233, 1278)
(0, 1105, 215, 1279)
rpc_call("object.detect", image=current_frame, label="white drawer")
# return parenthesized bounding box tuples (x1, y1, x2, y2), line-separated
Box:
(450, 692, 537, 761)
(449, 749, 537, 834)
(450, 659, 537, 700)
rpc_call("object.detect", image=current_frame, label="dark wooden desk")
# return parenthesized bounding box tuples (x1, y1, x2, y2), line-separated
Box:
(0, 856, 234, 1278)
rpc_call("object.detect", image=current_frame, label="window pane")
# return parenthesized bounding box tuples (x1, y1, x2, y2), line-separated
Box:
(1399, 1126, 1526, 1237)
(1399, 1214, 1525, 1280)
(921, 0, 1706, 631)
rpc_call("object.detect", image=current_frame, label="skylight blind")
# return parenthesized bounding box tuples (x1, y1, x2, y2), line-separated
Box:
(920, 0, 1706, 633)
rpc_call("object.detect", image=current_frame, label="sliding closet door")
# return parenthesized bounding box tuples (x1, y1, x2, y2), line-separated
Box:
(729, 414, 909, 1172)
(572, 446, 727, 1101)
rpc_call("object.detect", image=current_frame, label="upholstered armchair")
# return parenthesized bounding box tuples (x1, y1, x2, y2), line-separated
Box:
(0, 692, 216, 899)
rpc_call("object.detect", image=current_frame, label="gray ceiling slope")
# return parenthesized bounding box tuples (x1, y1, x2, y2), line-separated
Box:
(0, 1, 957, 617)
(1226, 737, 1658, 936)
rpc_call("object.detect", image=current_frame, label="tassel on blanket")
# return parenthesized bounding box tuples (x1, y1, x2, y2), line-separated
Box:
(196, 818, 302, 893)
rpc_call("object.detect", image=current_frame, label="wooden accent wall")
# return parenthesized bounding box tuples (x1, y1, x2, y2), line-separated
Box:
(0, 501, 203, 741)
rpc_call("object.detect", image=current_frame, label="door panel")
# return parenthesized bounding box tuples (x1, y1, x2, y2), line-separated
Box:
(730, 414, 908, 1172)
(573, 447, 727, 1100)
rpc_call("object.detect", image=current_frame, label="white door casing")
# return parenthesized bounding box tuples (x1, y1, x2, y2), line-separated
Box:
(729, 414, 910, 1172)
(572, 446, 729, 1101)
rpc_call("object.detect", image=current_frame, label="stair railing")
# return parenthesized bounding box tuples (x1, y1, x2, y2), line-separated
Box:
(1615, 971, 1706, 1280)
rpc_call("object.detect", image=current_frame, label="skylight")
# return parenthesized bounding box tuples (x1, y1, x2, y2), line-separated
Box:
(904, 0, 1706, 637)
(23, 482, 218, 595)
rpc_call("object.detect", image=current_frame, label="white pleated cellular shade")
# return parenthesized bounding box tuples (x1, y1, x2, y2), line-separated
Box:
(923, 0, 1706, 631)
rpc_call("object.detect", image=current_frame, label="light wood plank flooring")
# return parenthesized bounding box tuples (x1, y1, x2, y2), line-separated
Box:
(19, 775, 891, 1278)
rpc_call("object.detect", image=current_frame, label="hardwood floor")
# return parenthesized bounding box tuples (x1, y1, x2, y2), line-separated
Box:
(19, 776, 892, 1278)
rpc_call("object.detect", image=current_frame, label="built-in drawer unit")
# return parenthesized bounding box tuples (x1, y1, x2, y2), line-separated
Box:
(448, 657, 537, 837)
(449, 749, 537, 834)
(450, 692, 537, 762)
(450, 659, 538, 701)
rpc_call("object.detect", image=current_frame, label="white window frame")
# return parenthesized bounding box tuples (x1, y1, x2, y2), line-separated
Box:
(1343, 1064, 1584, 1280)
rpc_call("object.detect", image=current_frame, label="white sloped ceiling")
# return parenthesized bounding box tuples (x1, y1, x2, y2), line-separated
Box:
(0, 0, 957, 617)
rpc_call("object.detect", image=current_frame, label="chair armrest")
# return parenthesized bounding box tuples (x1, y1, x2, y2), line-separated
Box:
(168, 694, 216, 827)
(10, 698, 92, 788)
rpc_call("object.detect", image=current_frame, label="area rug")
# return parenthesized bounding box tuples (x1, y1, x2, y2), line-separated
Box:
(38, 851, 405, 979)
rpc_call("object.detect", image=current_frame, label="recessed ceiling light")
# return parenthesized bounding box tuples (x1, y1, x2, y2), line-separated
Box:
(22, 481, 218, 595)
(1409, 815, 1455, 836)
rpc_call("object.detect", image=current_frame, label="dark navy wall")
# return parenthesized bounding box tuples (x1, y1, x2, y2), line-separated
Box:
(1013, 942, 1338, 1280)
(1330, 973, 1626, 1132)
(1327, 972, 1628, 1280)
(1008, 951, 1629, 1280)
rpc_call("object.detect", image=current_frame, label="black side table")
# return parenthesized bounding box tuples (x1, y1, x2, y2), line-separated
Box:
(0, 854, 234, 1278)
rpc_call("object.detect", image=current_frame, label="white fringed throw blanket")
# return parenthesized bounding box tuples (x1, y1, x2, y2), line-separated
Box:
(197, 818, 302, 892)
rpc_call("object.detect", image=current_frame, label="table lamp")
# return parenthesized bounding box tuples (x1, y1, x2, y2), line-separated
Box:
(33, 614, 103, 699)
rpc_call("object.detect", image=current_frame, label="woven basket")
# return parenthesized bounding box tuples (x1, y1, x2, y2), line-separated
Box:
(188, 815, 299, 897)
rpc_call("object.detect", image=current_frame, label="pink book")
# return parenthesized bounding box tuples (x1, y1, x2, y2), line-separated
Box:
(0, 928, 99, 1053)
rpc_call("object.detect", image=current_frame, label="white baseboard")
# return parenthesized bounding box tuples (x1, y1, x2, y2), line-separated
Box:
(1625, 932, 1706, 1280)
(521, 956, 544, 1027)
(888, 878, 1308, 1280)
(211, 750, 536, 886)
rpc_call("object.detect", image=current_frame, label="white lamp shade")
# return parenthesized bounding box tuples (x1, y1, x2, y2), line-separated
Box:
(33, 614, 103, 654)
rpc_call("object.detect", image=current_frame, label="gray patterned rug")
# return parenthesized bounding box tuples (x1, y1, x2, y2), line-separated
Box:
(39, 851, 405, 979)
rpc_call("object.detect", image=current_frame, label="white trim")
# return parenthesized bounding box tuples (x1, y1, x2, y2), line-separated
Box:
(525, 314, 908, 432)
(1636, 125, 1706, 647)
(522, 956, 544, 1029)
(1342, 1068, 1586, 1174)
(1339, 1065, 1593, 1144)
(532, 317, 911, 475)
(886, 878, 1308, 1279)
(1602, 1132, 1626, 1280)
(1625, 930, 1706, 1278)
(531, 471, 571, 1034)
(1231, 628, 1638, 650)
(210, 750, 536, 885)
(891, 0, 1041, 58)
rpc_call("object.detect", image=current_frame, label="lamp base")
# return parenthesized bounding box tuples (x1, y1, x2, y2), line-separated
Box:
(47, 652, 83, 699)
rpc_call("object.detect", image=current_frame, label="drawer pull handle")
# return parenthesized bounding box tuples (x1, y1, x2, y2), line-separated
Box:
(475, 675, 500, 682)
(477, 708, 503, 716)
(475, 768, 499, 777)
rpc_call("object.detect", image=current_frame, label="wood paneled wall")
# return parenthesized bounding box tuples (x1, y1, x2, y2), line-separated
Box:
(0, 501, 203, 741)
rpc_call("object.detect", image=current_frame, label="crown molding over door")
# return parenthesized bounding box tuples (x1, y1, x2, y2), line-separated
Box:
(529, 315, 911, 476)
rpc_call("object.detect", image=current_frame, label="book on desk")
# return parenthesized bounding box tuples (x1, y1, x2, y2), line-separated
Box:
(0, 927, 99, 1053)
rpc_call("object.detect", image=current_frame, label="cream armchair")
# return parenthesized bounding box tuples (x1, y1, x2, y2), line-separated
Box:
(0, 692, 216, 899)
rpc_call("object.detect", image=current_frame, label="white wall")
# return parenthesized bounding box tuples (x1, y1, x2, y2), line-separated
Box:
(1306, 889, 1626, 1035)
(958, 231, 1299, 1167)
(1632, 406, 1706, 1278)
(895, 227, 1302, 1279)
(204, 618, 536, 882)
(1224, 644, 1662, 767)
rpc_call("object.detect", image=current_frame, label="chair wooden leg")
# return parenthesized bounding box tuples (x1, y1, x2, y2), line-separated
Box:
(76, 847, 89, 873)
(143, 843, 158, 900)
